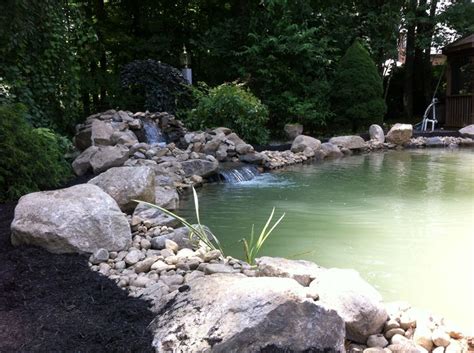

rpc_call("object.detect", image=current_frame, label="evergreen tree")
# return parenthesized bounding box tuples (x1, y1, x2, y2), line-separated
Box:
(331, 40, 386, 133)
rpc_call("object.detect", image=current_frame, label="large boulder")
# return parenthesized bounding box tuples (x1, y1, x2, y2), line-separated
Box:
(89, 145, 129, 174)
(459, 124, 474, 138)
(320, 142, 343, 159)
(291, 135, 321, 153)
(386, 123, 413, 145)
(180, 159, 218, 178)
(329, 135, 366, 150)
(111, 130, 138, 146)
(311, 268, 387, 343)
(74, 125, 92, 151)
(239, 152, 267, 165)
(150, 274, 345, 352)
(10, 184, 131, 254)
(369, 124, 385, 143)
(91, 119, 114, 146)
(88, 166, 155, 213)
(71, 146, 98, 176)
(284, 123, 304, 140)
(256, 256, 325, 286)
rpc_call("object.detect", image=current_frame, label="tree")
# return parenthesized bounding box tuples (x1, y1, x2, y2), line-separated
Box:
(331, 40, 386, 132)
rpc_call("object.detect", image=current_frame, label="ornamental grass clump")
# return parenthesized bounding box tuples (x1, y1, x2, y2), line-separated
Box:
(135, 187, 284, 266)
(241, 208, 285, 266)
(135, 187, 224, 255)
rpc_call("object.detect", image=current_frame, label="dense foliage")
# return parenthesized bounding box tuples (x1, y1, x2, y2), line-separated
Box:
(188, 83, 269, 145)
(120, 60, 191, 114)
(0, 104, 72, 202)
(331, 40, 386, 132)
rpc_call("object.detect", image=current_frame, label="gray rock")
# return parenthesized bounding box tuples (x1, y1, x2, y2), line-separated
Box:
(329, 135, 366, 150)
(133, 203, 179, 228)
(180, 159, 219, 177)
(214, 127, 232, 135)
(367, 334, 389, 348)
(150, 274, 345, 352)
(134, 256, 159, 273)
(89, 248, 109, 265)
(11, 184, 131, 254)
(160, 274, 184, 286)
(369, 124, 385, 143)
(235, 143, 254, 155)
(125, 249, 145, 266)
(312, 268, 388, 343)
(72, 146, 99, 176)
(204, 263, 236, 274)
(225, 132, 246, 146)
(239, 152, 266, 165)
(256, 256, 324, 286)
(90, 145, 130, 174)
(291, 135, 321, 153)
(321, 142, 343, 158)
(88, 166, 155, 213)
(74, 125, 92, 151)
(91, 119, 114, 146)
(386, 123, 413, 145)
(203, 249, 222, 262)
(284, 123, 303, 140)
(426, 137, 444, 147)
(459, 124, 474, 138)
(155, 186, 179, 210)
(111, 130, 138, 146)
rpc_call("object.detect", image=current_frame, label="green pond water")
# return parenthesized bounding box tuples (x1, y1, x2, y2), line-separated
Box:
(178, 149, 474, 333)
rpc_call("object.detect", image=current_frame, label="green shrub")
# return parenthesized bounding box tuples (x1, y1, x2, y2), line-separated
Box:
(0, 104, 72, 201)
(331, 40, 386, 132)
(186, 83, 269, 145)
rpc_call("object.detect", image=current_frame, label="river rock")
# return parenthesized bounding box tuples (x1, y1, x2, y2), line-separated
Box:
(312, 268, 387, 343)
(432, 328, 450, 347)
(155, 186, 179, 210)
(150, 274, 345, 352)
(256, 256, 324, 286)
(89, 145, 130, 174)
(125, 249, 145, 266)
(71, 146, 98, 176)
(239, 152, 266, 164)
(91, 119, 114, 146)
(369, 124, 385, 143)
(426, 136, 444, 147)
(11, 184, 131, 254)
(89, 248, 109, 265)
(386, 124, 413, 145)
(321, 142, 343, 158)
(459, 124, 474, 138)
(284, 123, 303, 140)
(367, 334, 389, 348)
(291, 135, 321, 153)
(180, 159, 218, 177)
(88, 166, 155, 213)
(329, 135, 366, 150)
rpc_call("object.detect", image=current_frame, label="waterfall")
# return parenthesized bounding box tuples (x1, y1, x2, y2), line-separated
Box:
(218, 165, 260, 183)
(143, 119, 166, 144)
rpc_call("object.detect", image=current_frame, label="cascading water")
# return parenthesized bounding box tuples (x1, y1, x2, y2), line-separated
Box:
(143, 119, 166, 144)
(218, 165, 260, 183)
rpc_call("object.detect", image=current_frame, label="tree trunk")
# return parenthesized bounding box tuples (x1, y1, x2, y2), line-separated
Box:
(403, 0, 417, 120)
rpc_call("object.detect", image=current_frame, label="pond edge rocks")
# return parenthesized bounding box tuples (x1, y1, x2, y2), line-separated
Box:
(10, 114, 474, 352)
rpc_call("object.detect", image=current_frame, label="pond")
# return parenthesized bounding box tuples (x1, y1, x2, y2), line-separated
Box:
(178, 149, 474, 333)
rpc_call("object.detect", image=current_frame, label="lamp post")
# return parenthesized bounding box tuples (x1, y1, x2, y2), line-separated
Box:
(180, 45, 192, 85)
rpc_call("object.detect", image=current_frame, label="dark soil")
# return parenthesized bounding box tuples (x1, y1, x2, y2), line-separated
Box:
(0, 201, 155, 353)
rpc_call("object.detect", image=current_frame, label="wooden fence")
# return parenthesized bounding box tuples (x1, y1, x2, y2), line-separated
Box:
(445, 94, 474, 127)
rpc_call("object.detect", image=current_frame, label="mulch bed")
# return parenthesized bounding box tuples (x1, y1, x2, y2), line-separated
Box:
(0, 201, 155, 353)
